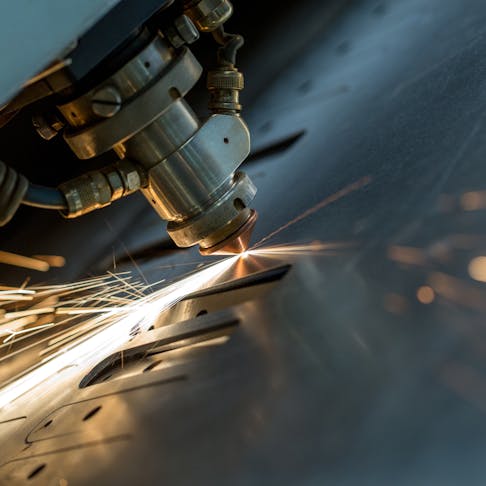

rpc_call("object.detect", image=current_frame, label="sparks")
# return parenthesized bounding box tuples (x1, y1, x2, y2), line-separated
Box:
(246, 241, 356, 258)
(251, 176, 371, 249)
(0, 257, 237, 409)
(2, 323, 55, 344)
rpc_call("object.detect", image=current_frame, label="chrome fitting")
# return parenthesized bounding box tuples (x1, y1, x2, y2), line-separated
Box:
(59, 160, 146, 218)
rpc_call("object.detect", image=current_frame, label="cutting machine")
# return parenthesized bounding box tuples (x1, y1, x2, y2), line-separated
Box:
(0, 0, 257, 255)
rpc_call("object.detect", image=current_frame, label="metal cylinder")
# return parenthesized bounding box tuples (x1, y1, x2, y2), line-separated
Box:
(143, 114, 250, 220)
(207, 66, 244, 114)
(115, 98, 201, 168)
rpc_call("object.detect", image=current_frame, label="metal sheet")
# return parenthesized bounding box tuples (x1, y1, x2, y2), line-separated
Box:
(3, 0, 486, 484)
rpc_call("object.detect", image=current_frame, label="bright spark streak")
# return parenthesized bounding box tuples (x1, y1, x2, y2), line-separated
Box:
(251, 176, 371, 249)
(0, 257, 237, 409)
(0, 289, 35, 296)
(247, 241, 355, 257)
(2, 323, 55, 344)
(2, 307, 55, 320)
(55, 307, 127, 315)
(0, 316, 38, 335)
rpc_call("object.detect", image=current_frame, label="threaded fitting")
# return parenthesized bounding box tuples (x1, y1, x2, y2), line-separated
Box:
(59, 160, 146, 218)
(207, 67, 244, 114)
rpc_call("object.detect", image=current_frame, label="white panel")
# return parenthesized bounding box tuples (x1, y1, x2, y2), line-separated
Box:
(0, 0, 122, 105)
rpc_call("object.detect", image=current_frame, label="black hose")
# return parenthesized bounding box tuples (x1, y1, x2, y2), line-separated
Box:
(212, 26, 227, 46)
(22, 183, 67, 210)
(0, 161, 29, 226)
(212, 26, 244, 66)
(220, 35, 244, 65)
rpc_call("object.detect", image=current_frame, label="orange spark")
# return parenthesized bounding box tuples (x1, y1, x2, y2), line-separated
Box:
(251, 176, 372, 249)
(416, 286, 435, 304)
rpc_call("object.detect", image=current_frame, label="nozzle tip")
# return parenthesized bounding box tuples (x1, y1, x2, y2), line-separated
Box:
(199, 209, 257, 256)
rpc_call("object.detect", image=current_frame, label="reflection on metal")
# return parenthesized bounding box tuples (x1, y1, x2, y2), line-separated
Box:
(0, 256, 241, 409)
(0, 252, 289, 484)
(80, 310, 239, 387)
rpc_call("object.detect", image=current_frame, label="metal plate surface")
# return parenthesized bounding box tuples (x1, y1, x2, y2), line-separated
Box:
(3, 0, 486, 484)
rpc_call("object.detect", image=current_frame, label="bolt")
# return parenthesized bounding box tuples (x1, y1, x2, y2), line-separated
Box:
(91, 86, 122, 118)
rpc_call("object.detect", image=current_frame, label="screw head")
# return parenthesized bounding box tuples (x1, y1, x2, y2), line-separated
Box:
(91, 86, 121, 118)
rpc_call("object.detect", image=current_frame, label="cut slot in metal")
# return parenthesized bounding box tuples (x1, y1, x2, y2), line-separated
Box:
(82, 405, 102, 421)
(79, 263, 291, 388)
(79, 310, 239, 388)
(245, 131, 306, 165)
(181, 263, 291, 301)
(27, 464, 46, 480)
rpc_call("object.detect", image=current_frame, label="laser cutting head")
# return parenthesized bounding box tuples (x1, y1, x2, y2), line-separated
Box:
(0, 1, 258, 256)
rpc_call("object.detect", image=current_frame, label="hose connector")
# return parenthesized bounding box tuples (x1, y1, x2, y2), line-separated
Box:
(59, 160, 147, 218)
(207, 66, 244, 114)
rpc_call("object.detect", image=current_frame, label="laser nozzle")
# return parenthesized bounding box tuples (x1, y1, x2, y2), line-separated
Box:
(199, 209, 257, 256)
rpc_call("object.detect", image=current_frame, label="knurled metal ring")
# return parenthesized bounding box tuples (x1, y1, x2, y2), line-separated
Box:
(63, 48, 202, 159)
